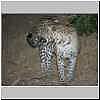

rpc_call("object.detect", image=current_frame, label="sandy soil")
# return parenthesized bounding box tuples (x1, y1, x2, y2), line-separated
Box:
(2, 15, 98, 86)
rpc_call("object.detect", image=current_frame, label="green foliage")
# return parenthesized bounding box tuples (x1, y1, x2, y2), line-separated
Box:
(69, 15, 98, 36)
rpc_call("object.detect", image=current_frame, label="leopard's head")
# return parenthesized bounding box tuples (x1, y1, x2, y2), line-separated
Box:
(26, 31, 47, 48)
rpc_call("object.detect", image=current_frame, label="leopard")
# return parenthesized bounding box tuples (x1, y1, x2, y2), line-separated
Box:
(26, 16, 79, 81)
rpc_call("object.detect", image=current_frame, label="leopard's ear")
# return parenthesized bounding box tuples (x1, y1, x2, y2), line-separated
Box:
(25, 32, 32, 38)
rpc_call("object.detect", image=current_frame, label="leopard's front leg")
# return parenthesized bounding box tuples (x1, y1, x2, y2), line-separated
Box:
(45, 44, 54, 79)
(39, 43, 53, 79)
(39, 45, 48, 73)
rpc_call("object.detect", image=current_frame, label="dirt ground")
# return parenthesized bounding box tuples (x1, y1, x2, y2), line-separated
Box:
(2, 15, 98, 86)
